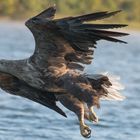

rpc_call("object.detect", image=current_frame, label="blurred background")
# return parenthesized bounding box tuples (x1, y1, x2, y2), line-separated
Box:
(0, 0, 140, 140)
(0, 0, 140, 29)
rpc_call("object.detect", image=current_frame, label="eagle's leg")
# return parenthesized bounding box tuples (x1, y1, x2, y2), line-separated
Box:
(56, 94, 91, 138)
(79, 113, 91, 138)
(88, 106, 99, 123)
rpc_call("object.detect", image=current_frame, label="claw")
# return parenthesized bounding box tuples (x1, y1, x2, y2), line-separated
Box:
(89, 107, 99, 123)
(80, 123, 91, 138)
(89, 112, 99, 123)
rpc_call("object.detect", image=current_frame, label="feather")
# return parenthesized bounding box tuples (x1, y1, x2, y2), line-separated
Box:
(83, 29, 129, 37)
(67, 62, 85, 71)
(86, 73, 125, 101)
(74, 24, 128, 29)
(35, 6, 56, 19)
(69, 10, 122, 23)
(28, 93, 67, 117)
(0, 73, 67, 117)
(101, 86, 126, 101)
(101, 73, 126, 101)
(89, 32, 127, 43)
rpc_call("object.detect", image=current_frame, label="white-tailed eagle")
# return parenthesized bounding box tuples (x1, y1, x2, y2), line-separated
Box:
(0, 6, 128, 138)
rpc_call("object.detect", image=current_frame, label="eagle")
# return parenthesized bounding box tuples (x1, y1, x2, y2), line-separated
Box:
(0, 6, 128, 138)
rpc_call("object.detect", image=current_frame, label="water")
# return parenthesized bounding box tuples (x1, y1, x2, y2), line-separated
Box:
(0, 21, 140, 140)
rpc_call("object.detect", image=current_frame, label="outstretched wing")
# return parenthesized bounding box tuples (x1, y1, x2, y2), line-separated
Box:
(31, 6, 128, 73)
(0, 72, 67, 117)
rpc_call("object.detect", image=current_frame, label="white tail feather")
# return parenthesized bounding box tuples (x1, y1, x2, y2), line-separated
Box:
(101, 73, 126, 101)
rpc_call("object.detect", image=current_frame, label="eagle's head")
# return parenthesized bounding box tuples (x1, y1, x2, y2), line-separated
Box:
(25, 6, 56, 33)
(25, 17, 50, 31)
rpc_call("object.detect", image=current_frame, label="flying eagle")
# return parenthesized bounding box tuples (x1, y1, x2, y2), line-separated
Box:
(0, 6, 128, 138)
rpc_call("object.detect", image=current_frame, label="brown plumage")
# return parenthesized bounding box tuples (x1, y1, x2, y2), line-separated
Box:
(0, 6, 128, 138)
(0, 72, 67, 117)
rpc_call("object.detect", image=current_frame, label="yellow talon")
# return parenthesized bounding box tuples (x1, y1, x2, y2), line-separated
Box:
(89, 112, 99, 123)
(80, 121, 91, 138)
(89, 107, 99, 123)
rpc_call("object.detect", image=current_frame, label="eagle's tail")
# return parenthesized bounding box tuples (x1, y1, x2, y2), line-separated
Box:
(86, 73, 125, 101)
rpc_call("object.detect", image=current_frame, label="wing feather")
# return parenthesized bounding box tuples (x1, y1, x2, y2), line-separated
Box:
(74, 24, 128, 29)
(31, 7, 128, 73)
(0, 72, 66, 117)
(34, 6, 56, 19)
(65, 10, 121, 23)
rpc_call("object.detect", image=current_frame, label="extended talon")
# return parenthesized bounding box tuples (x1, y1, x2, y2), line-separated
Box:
(80, 124, 91, 138)
(89, 112, 99, 123)
(88, 106, 99, 123)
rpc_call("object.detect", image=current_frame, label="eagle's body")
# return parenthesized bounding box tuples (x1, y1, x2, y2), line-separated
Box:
(0, 6, 128, 138)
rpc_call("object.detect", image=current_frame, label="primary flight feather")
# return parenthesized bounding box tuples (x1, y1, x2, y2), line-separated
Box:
(0, 6, 128, 138)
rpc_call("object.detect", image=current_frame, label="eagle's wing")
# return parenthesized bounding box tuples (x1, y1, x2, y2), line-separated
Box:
(34, 6, 56, 19)
(30, 6, 128, 73)
(0, 72, 67, 117)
